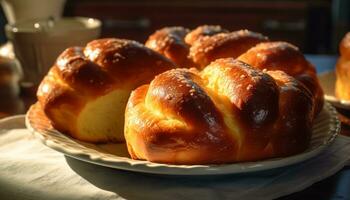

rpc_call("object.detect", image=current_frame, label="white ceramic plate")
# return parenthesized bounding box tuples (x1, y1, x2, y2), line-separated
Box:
(25, 102, 340, 176)
(318, 70, 350, 109)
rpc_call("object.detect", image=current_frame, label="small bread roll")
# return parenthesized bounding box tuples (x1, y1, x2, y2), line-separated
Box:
(238, 41, 323, 116)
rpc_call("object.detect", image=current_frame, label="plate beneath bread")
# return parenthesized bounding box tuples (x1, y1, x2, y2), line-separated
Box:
(25, 102, 340, 176)
(318, 71, 350, 109)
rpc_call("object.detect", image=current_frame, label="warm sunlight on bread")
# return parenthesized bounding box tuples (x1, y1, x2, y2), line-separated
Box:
(125, 59, 315, 164)
(37, 38, 175, 143)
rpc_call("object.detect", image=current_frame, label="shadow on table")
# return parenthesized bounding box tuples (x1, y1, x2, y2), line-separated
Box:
(64, 156, 286, 200)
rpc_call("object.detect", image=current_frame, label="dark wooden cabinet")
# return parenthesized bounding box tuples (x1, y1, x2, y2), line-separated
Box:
(64, 0, 331, 53)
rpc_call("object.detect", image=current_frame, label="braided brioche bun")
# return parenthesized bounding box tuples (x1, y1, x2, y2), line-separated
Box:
(125, 58, 314, 164)
(336, 32, 350, 100)
(37, 38, 175, 143)
(146, 25, 323, 116)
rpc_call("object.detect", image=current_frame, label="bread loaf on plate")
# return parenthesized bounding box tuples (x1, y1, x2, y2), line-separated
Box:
(125, 58, 315, 164)
(37, 38, 175, 143)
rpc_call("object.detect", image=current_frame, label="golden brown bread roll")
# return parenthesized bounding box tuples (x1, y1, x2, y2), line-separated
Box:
(37, 38, 175, 143)
(189, 30, 268, 68)
(145, 25, 266, 68)
(125, 58, 314, 164)
(146, 26, 323, 116)
(238, 41, 323, 116)
(184, 25, 228, 45)
(335, 32, 350, 100)
(145, 27, 195, 68)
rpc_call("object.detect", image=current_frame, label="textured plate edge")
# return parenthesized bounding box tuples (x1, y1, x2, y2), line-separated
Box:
(25, 102, 340, 176)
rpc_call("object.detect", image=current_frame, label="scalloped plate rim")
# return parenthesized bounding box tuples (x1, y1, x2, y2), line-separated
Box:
(25, 102, 340, 176)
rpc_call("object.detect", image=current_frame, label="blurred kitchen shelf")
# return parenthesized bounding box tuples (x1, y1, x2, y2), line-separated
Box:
(64, 0, 331, 54)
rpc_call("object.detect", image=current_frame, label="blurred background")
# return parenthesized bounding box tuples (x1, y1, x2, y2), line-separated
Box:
(0, 0, 349, 121)
(0, 0, 349, 54)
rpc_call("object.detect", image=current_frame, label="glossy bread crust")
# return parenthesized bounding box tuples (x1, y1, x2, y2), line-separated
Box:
(146, 25, 267, 68)
(189, 30, 268, 68)
(184, 25, 228, 45)
(238, 41, 324, 116)
(125, 58, 314, 164)
(37, 38, 176, 142)
(145, 27, 194, 68)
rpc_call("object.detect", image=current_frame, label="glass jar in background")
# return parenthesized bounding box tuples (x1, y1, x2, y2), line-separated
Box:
(5, 17, 101, 87)
(0, 0, 66, 24)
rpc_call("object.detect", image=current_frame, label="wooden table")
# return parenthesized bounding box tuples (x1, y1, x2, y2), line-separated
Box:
(0, 55, 349, 200)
